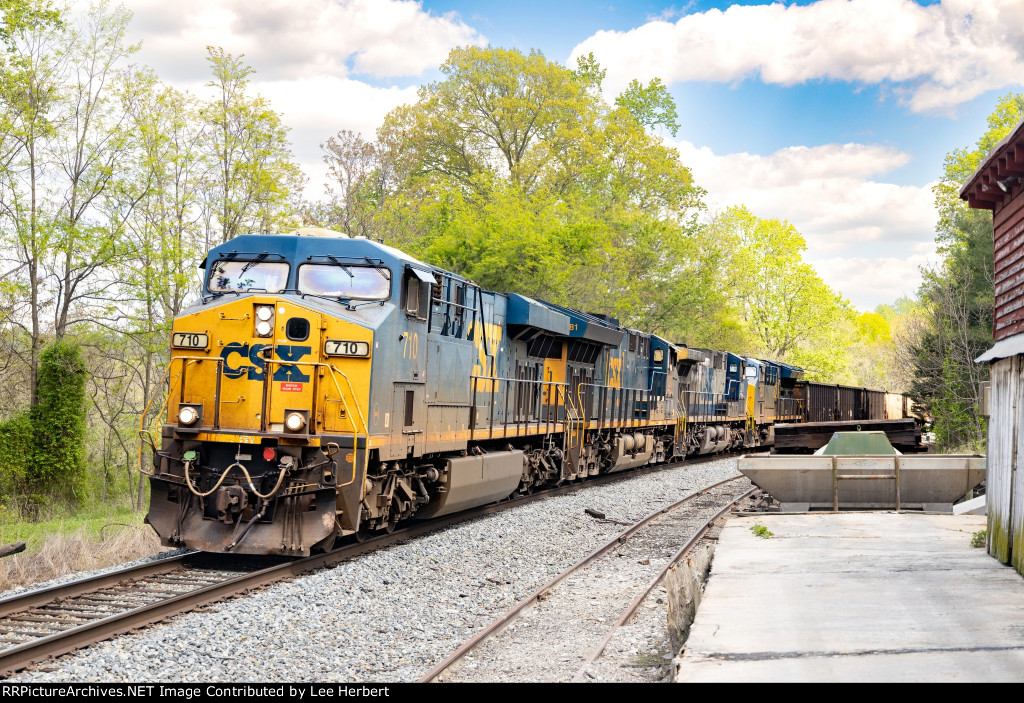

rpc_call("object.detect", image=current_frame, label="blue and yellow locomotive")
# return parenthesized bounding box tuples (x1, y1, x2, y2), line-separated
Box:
(145, 228, 824, 555)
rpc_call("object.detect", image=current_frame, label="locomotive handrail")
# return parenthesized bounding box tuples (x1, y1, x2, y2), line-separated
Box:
(137, 361, 173, 477)
(468, 374, 570, 440)
(260, 358, 365, 489)
(164, 355, 225, 428)
(576, 370, 668, 429)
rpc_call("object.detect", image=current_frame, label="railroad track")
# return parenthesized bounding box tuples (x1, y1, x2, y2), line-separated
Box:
(0, 453, 754, 677)
(419, 476, 759, 683)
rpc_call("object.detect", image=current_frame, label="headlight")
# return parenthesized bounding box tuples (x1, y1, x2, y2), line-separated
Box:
(255, 320, 273, 337)
(178, 406, 199, 426)
(284, 412, 306, 432)
(256, 306, 274, 321)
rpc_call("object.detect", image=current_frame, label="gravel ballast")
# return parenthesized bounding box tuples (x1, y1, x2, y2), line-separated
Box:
(8, 457, 740, 683)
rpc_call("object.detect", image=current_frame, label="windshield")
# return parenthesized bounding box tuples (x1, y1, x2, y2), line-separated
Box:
(208, 260, 289, 293)
(298, 264, 391, 301)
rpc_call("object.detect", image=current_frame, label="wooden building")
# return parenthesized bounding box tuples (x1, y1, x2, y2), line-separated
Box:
(961, 116, 1024, 573)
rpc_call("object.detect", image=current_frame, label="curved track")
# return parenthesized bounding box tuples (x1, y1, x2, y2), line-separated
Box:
(419, 477, 758, 682)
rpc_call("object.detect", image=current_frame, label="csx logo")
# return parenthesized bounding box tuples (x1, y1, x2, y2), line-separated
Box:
(220, 343, 311, 382)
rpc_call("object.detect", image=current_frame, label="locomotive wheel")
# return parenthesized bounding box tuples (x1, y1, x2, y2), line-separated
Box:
(354, 523, 373, 542)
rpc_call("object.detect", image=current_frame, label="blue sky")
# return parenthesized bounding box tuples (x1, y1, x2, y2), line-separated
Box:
(110, 0, 1024, 310)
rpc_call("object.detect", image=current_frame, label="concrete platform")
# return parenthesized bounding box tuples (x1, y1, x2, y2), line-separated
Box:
(674, 513, 1024, 682)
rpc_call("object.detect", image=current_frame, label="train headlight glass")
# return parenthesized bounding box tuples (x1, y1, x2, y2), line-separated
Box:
(256, 306, 274, 321)
(255, 320, 273, 337)
(178, 406, 199, 426)
(284, 412, 306, 432)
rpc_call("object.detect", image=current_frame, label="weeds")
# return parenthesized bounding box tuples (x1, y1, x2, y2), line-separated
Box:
(971, 529, 987, 548)
(0, 511, 160, 592)
(750, 524, 774, 539)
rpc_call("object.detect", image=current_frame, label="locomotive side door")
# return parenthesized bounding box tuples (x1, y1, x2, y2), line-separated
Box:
(391, 383, 425, 458)
(389, 266, 432, 458)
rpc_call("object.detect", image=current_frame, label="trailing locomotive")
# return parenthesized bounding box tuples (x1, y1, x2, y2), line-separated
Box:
(143, 229, 902, 555)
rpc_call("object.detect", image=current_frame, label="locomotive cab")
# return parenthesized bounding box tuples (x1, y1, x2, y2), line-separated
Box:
(147, 231, 411, 555)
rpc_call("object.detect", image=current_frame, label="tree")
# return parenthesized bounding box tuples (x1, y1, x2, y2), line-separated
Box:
(315, 47, 715, 342)
(29, 339, 87, 503)
(202, 46, 304, 244)
(0, 0, 135, 401)
(711, 206, 851, 367)
(614, 77, 680, 136)
(910, 91, 1024, 450)
(0, 0, 65, 405)
(319, 129, 384, 238)
(45, 2, 138, 340)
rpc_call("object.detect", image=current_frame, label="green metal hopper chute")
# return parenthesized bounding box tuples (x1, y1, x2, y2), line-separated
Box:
(815, 431, 900, 456)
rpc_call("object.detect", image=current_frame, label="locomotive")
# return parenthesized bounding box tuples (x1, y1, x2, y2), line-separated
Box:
(143, 228, 901, 555)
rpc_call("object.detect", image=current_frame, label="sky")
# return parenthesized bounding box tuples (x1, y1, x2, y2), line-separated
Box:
(102, 0, 1024, 311)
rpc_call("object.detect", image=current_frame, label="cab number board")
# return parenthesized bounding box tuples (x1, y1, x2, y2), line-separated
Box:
(324, 339, 370, 357)
(172, 332, 209, 349)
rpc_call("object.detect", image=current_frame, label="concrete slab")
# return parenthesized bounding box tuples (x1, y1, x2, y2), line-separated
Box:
(674, 513, 1024, 682)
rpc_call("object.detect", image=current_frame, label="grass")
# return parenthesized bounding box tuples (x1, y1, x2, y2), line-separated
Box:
(971, 529, 987, 549)
(0, 505, 162, 592)
(750, 524, 774, 539)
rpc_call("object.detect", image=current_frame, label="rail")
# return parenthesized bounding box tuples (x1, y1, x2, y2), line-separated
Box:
(3, 453, 722, 677)
(418, 476, 757, 683)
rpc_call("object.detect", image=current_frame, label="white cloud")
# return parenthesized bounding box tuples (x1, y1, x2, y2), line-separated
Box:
(570, 0, 1024, 113)
(671, 139, 939, 307)
(252, 77, 420, 198)
(114, 0, 484, 82)
(812, 247, 937, 311)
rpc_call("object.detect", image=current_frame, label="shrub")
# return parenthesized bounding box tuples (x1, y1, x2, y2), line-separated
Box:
(28, 340, 88, 503)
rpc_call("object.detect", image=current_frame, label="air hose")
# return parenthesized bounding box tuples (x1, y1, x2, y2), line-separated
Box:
(182, 454, 291, 500)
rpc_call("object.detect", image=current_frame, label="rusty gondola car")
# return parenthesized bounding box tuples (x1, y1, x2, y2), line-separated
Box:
(142, 229, 907, 556)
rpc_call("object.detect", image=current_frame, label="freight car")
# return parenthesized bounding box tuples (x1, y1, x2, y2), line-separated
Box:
(142, 229, 902, 555)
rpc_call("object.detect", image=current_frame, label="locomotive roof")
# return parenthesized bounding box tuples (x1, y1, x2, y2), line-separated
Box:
(537, 299, 625, 346)
(200, 232, 437, 274)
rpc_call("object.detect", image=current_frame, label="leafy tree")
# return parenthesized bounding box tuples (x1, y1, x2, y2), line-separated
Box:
(0, 412, 32, 503)
(614, 77, 680, 136)
(0, 0, 65, 405)
(314, 47, 716, 343)
(319, 129, 384, 238)
(911, 91, 1024, 450)
(710, 206, 851, 368)
(201, 46, 304, 244)
(0, 0, 135, 400)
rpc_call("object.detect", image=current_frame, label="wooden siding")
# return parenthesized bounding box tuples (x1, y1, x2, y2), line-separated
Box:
(994, 192, 1024, 340)
(987, 356, 1018, 565)
(959, 118, 1024, 341)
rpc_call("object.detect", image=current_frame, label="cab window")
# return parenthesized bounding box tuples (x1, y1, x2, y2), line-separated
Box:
(297, 264, 391, 300)
(208, 260, 289, 293)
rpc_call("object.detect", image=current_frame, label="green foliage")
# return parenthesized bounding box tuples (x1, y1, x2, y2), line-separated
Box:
(910, 92, 1023, 450)
(614, 77, 680, 136)
(0, 412, 32, 500)
(750, 524, 774, 539)
(315, 46, 716, 343)
(708, 206, 852, 372)
(29, 340, 88, 502)
(971, 529, 986, 548)
(203, 46, 304, 242)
